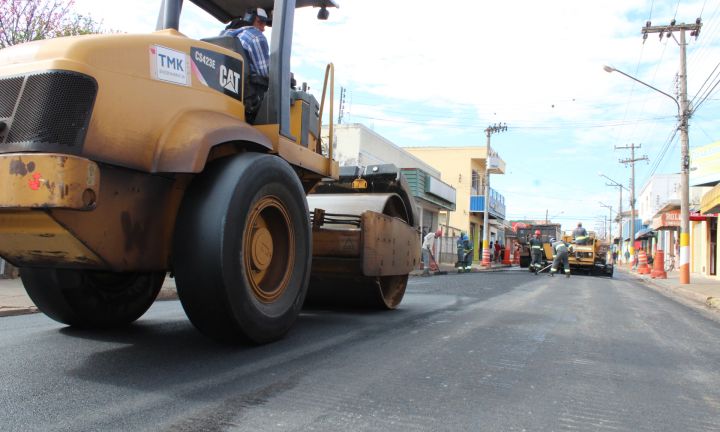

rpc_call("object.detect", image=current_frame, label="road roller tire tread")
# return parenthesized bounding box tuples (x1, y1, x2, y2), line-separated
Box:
(20, 268, 164, 328)
(173, 153, 311, 344)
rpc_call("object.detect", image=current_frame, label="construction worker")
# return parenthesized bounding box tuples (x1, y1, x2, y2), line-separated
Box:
(529, 229, 544, 272)
(421, 229, 442, 276)
(549, 237, 571, 277)
(456, 232, 472, 272)
(573, 222, 588, 245)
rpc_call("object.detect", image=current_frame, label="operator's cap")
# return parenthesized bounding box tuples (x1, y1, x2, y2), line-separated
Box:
(256, 8, 269, 23)
(243, 7, 271, 25)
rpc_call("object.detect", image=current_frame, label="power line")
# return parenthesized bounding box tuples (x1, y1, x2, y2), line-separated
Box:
(349, 114, 676, 130)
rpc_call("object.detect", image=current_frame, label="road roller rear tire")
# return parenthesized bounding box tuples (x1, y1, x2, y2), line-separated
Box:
(173, 153, 311, 344)
(20, 268, 164, 328)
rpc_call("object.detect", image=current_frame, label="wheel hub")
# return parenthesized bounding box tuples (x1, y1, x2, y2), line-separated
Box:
(251, 227, 273, 271)
(243, 196, 295, 304)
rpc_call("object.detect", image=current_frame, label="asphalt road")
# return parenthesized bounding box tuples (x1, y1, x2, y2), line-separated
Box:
(1, 270, 719, 432)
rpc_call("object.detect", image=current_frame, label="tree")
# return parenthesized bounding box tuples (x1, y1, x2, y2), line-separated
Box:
(0, 0, 105, 48)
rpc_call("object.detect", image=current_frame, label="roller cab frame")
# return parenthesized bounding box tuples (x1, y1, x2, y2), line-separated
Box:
(0, 0, 420, 343)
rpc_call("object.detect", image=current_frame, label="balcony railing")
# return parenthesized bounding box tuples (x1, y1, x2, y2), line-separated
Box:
(470, 188, 505, 219)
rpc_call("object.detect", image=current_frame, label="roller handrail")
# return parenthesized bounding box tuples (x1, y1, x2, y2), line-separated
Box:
(318, 63, 334, 161)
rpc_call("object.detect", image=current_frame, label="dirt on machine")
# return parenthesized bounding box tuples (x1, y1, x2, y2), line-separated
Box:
(0, 0, 421, 343)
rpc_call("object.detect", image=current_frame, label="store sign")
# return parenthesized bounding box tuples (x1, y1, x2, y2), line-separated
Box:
(426, 176, 456, 203)
(652, 210, 680, 229)
(690, 210, 718, 220)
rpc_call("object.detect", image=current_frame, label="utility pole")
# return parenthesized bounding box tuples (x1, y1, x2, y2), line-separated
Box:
(599, 173, 629, 262)
(599, 202, 613, 241)
(481, 123, 507, 267)
(616, 144, 648, 264)
(642, 18, 700, 284)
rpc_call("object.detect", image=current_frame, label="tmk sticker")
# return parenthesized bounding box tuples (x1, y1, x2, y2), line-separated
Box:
(150, 45, 190, 86)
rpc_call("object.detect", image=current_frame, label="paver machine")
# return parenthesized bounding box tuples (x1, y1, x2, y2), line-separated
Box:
(0, 0, 420, 343)
(560, 232, 614, 277)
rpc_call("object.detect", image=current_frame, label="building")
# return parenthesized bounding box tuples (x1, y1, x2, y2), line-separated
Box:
(404, 146, 506, 260)
(329, 124, 457, 243)
(691, 141, 720, 277)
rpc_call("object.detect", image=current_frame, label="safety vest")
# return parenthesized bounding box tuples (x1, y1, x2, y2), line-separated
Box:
(529, 238, 543, 250)
(553, 241, 568, 254)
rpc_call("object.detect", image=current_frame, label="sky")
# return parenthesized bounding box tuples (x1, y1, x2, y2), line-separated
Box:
(71, 0, 720, 233)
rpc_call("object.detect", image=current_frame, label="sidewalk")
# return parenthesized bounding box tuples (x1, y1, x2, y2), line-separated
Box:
(616, 265, 720, 311)
(0, 276, 179, 317)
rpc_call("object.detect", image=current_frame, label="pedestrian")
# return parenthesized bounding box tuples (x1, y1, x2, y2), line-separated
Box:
(611, 244, 618, 264)
(624, 248, 630, 264)
(529, 229, 544, 272)
(489, 241, 494, 262)
(549, 237, 571, 277)
(421, 228, 442, 276)
(462, 234, 473, 271)
(494, 241, 502, 263)
(221, 8, 271, 123)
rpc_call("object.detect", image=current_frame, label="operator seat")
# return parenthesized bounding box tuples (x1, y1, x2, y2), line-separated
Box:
(200, 35, 251, 91)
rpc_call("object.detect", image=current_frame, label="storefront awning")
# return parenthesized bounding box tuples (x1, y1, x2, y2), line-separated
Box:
(701, 183, 720, 214)
(635, 228, 654, 240)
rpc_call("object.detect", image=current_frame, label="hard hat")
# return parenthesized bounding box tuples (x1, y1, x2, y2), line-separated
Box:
(534, 230, 541, 235)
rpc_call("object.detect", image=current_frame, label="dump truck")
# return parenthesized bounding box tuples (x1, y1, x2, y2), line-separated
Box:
(0, 0, 420, 343)
(559, 232, 614, 277)
(515, 223, 561, 269)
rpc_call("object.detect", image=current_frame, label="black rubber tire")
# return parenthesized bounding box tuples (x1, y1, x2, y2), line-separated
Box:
(20, 268, 164, 328)
(173, 153, 311, 344)
(519, 256, 530, 268)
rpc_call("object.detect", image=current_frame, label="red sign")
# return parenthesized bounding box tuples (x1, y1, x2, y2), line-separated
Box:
(690, 210, 718, 220)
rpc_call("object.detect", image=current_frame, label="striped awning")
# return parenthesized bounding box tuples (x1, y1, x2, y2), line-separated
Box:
(701, 183, 720, 214)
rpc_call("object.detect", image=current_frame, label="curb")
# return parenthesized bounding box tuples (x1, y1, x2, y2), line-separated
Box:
(410, 265, 514, 276)
(0, 306, 38, 317)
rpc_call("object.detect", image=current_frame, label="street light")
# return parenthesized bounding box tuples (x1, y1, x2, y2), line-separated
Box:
(604, 64, 691, 284)
(603, 66, 680, 112)
(599, 172, 628, 257)
(599, 202, 613, 241)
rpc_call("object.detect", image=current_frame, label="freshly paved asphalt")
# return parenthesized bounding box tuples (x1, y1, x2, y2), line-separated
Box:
(1, 269, 719, 431)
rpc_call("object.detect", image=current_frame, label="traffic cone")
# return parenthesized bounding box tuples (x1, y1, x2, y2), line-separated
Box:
(651, 249, 667, 279)
(503, 243, 512, 265)
(636, 249, 651, 274)
(481, 247, 491, 267)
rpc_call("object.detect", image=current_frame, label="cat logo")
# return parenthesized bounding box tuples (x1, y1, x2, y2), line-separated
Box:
(219, 65, 241, 94)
